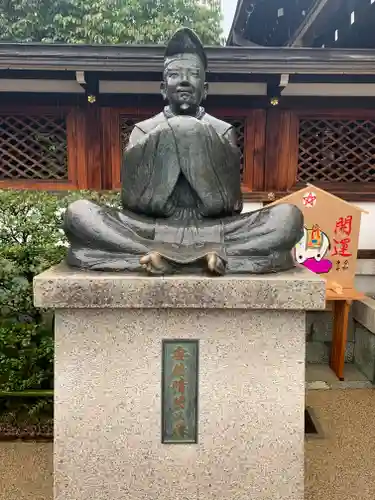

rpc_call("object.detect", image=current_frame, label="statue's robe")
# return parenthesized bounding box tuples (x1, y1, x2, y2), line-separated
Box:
(64, 107, 303, 273)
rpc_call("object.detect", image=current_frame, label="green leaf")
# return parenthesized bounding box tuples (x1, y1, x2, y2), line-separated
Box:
(0, 188, 121, 393)
(0, 0, 223, 45)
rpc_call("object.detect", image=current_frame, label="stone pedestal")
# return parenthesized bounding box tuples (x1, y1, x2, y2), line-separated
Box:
(34, 264, 325, 500)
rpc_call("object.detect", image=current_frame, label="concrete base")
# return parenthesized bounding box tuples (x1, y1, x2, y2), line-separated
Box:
(353, 297, 375, 383)
(355, 259, 375, 296)
(34, 264, 325, 500)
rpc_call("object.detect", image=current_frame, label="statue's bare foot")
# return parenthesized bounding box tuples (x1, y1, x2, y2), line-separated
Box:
(206, 252, 226, 276)
(140, 252, 171, 275)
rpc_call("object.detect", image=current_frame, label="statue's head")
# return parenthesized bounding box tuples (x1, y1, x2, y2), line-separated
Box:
(161, 27, 208, 115)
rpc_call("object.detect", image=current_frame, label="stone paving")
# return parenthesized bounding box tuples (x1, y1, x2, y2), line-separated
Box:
(306, 363, 373, 389)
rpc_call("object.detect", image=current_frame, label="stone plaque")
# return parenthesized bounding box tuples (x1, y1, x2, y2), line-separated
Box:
(161, 340, 199, 444)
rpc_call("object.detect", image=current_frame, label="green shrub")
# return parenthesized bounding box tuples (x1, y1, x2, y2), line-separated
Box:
(0, 189, 121, 393)
(0, 323, 53, 391)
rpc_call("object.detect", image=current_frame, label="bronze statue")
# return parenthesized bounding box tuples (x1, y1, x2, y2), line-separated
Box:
(64, 27, 303, 275)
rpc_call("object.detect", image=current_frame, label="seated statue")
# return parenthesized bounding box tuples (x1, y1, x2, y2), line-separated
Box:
(64, 27, 303, 276)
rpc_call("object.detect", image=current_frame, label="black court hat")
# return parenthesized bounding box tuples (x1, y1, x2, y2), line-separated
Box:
(164, 27, 208, 70)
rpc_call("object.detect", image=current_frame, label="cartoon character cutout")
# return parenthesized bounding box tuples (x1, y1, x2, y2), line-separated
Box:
(294, 225, 332, 274)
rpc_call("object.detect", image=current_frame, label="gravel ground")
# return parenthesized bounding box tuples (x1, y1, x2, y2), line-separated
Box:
(1, 388, 374, 500)
(0, 442, 52, 500)
(306, 388, 375, 500)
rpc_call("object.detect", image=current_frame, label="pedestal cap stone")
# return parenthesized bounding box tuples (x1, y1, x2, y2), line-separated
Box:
(34, 263, 325, 311)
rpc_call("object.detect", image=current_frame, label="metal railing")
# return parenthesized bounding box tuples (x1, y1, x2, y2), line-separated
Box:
(0, 390, 53, 398)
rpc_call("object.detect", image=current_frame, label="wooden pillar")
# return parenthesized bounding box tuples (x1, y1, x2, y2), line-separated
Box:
(264, 109, 299, 193)
(66, 108, 88, 190)
(85, 105, 102, 190)
(242, 109, 266, 193)
(101, 108, 121, 190)
(330, 299, 352, 381)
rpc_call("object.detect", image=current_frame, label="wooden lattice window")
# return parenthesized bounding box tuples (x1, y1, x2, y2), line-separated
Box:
(298, 118, 375, 183)
(120, 114, 246, 179)
(0, 113, 68, 181)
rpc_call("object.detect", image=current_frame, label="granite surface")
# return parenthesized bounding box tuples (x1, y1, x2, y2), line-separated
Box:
(355, 275, 375, 295)
(353, 297, 375, 334)
(54, 307, 305, 500)
(351, 298, 375, 382)
(353, 323, 375, 383)
(34, 262, 325, 310)
(306, 310, 355, 343)
(306, 340, 354, 364)
(354, 260, 375, 295)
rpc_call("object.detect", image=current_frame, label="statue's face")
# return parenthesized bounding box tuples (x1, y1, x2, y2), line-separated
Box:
(161, 54, 208, 114)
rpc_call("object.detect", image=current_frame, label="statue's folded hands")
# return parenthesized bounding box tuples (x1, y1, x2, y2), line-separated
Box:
(63, 27, 303, 275)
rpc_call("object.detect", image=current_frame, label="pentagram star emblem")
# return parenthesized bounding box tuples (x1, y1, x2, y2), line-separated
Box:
(303, 192, 317, 207)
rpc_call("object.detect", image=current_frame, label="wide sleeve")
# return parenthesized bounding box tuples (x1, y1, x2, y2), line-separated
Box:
(223, 127, 243, 214)
(121, 123, 180, 216)
(126, 126, 146, 150)
(166, 117, 242, 216)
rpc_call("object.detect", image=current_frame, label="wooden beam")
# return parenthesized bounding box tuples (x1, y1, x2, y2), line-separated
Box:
(226, 0, 246, 46)
(287, 0, 342, 47)
(2, 40, 375, 75)
(357, 250, 375, 260)
(323, 0, 375, 49)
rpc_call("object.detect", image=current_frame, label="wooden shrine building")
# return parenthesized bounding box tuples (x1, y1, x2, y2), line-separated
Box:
(227, 0, 375, 48)
(0, 0, 375, 207)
